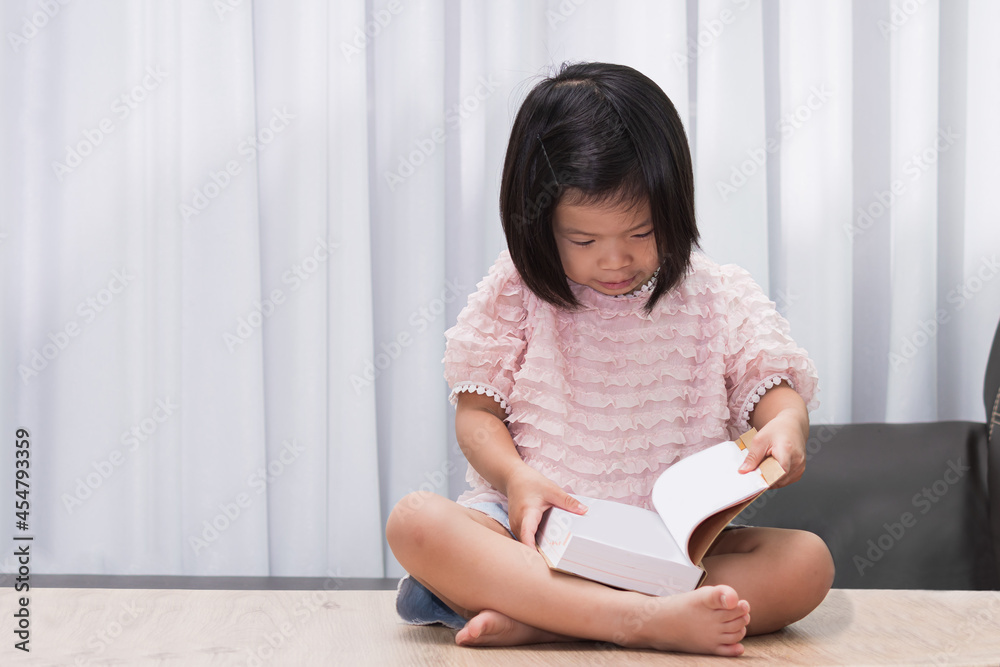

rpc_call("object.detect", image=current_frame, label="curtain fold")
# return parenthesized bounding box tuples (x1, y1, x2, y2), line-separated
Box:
(885, 0, 940, 421)
(175, 0, 270, 577)
(781, 0, 853, 424)
(958, 0, 1000, 414)
(695, 0, 770, 289)
(1, 0, 997, 578)
(328, 0, 384, 579)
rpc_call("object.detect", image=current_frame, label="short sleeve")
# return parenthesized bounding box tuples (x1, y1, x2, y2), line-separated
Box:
(720, 265, 819, 432)
(443, 252, 528, 415)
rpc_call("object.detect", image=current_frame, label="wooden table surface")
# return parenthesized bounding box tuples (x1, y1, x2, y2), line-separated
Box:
(2, 587, 999, 665)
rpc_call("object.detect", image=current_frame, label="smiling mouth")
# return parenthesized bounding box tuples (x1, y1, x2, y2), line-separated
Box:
(598, 277, 636, 290)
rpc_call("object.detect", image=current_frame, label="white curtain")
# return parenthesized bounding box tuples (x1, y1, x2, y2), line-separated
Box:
(1, 0, 997, 579)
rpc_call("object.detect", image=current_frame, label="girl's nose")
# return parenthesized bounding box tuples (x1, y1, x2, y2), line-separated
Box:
(599, 243, 631, 270)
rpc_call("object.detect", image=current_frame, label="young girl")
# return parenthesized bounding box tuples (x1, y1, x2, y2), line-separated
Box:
(386, 62, 834, 657)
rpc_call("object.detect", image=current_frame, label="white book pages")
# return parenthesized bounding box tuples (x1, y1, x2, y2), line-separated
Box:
(651, 441, 770, 559)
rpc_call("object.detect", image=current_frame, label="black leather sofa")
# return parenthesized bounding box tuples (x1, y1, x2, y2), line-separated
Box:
(744, 318, 1000, 590)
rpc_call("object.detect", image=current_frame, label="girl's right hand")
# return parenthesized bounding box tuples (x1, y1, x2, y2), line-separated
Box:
(504, 463, 588, 546)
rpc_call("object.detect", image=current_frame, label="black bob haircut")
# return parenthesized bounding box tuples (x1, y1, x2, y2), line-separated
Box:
(499, 62, 699, 312)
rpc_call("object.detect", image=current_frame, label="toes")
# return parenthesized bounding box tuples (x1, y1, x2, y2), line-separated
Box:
(455, 618, 484, 645)
(713, 591, 751, 624)
(721, 616, 749, 633)
(716, 641, 745, 657)
(711, 585, 741, 610)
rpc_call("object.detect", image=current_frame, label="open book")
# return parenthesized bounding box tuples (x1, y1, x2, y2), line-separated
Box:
(534, 428, 784, 596)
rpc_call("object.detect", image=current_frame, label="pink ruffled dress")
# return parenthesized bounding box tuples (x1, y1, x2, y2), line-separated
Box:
(444, 250, 819, 511)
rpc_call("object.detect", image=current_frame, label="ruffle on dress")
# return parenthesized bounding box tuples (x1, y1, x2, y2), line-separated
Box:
(443, 255, 527, 411)
(447, 250, 820, 510)
(717, 260, 820, 430)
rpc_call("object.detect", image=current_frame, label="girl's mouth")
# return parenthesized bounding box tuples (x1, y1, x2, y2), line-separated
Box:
(597, 277, 635, 291)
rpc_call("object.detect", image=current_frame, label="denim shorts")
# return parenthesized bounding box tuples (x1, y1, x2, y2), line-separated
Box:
(395, 501, 514, 630)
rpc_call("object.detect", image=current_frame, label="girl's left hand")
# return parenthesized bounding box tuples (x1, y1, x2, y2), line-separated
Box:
(737, 385, 810, 487)
(738, 411, 807, 487)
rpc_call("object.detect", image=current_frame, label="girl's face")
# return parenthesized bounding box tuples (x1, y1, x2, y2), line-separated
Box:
(552, 194, 659, 296)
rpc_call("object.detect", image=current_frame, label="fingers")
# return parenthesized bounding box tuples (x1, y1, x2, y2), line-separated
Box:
(772, 463, 803, 488)
(513, 494, 587, 547)
(738, 432, 771, 473)
(507, 468, 589, 546)
(518, 506, 541, 546)
(738, 425, 807, 485)
(553, 491, 588, 515)
(768, 434, 804, 486)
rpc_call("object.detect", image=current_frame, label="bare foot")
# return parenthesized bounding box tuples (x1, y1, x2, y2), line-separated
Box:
(624, 585, 751, 656)
(455, 609, 577, 647)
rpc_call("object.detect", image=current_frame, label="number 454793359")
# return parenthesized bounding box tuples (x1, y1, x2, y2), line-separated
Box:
(15, 428, 30, 529)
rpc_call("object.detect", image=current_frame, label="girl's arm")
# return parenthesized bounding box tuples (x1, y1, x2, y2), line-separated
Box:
(738, 384, 809, 488)
(455, 391, 587, 544)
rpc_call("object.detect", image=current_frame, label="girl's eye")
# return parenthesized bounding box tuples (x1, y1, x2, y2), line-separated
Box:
(571, 239, 594, 247)
(633, 231, 653, 239)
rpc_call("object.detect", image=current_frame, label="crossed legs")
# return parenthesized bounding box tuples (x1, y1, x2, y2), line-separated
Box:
(387, 491, 833, 655)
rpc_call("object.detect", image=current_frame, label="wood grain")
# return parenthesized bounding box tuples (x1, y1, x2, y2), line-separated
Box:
(1, 587, 998, 665)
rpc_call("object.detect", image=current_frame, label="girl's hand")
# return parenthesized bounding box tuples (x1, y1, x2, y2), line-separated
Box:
(738, 410, 807, 487)
(738, 385, 810, 488)
(504, 463, 588, 546)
